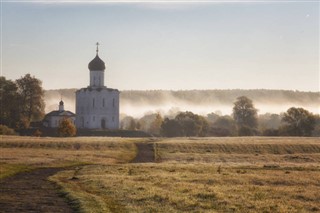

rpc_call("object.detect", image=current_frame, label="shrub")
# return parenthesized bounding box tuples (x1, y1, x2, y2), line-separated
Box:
(58, 118, 76, 137)
(262, 128, 279, 136)
(238, 126, 259, 136)
(33, 129, 42, 137)
(0, 125, 16, 135)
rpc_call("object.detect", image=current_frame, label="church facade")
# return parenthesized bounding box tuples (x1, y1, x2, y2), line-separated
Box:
(75, 45, 120, 129)
(43, 100, 76, 128)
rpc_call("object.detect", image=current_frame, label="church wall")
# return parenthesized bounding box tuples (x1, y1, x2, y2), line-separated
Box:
(76, 88, 119, 130)
(48, 116, 75, 128)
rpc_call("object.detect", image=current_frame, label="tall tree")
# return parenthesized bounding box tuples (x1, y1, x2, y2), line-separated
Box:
(232, 96, 258, 135)
(16, 74, 45, 123)
(149, 113, 163, 135)
(281, 107, 315, 136)
(0, 77, 20, 128)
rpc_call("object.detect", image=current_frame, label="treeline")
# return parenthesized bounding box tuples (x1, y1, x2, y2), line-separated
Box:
(0, 75, 45, 132)
(121, 96, 320, 137)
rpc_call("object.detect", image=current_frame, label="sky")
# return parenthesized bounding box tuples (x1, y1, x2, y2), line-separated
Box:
(1, 0, 319, 91)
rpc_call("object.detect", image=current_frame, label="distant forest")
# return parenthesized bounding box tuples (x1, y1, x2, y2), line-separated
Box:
(45, 89, 319, 116)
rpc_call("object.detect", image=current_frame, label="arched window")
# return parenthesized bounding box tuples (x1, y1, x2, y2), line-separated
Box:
(93, 98, 95, 108)
(113, 98, 115, 107)
(103, 98, 105, 107)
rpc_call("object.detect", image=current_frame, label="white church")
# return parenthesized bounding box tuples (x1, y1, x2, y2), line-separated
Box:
(75, 43, 120, 129)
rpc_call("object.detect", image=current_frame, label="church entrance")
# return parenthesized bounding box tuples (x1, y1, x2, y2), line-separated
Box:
(101, 119, 106, 129)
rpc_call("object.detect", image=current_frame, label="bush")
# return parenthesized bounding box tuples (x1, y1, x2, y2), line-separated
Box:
(58, 118, 76, 137)
(209, 127, 232, 137)
(262, 128, 279, 136)
(33, 129, 42, 137)
(238, 126, 259, 136)
(0, 125, 16, 135)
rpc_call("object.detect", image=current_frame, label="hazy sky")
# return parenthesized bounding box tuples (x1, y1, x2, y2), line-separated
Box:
(1, 0, 319, 91)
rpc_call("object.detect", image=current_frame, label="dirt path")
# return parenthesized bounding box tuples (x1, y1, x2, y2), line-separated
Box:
(0, 168, 75, 213)
(131, 142, 155, 163)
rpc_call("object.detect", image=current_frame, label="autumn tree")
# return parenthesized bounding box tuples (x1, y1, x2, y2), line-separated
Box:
(58, 118, 76, 137)
(149, 113, 163, 135)
(16, 74, 45, 123)
(280, 107, 315, 136)
(232, 96, 258, 136)
(0, 77, 20, 128)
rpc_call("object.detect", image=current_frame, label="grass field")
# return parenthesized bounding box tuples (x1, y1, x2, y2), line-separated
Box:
(1, 136, 320, 212)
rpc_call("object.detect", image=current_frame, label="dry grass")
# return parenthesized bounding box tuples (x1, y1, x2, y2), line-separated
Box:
(52, 163, 320, 212)
(2, 136, 320, 212)
(0, 163, 31, 179)
(155, 137, 320, 167)
(0, 136, 149, 177)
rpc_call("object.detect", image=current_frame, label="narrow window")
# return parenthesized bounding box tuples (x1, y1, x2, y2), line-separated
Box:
(93, 116, 95, 121)
(112, 116, 115, 122)
(113, 98, 115, 107)
(103, 98, 105, 107)
(93, 98, 95, 108)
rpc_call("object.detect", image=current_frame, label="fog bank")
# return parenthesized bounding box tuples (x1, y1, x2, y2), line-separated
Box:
(45, 89, 320, 117)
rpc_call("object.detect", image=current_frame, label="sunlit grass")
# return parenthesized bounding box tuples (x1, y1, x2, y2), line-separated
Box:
(155, 137, 320, 167)
(2, 136, 320, 212)
(0, 163, 31, 179)
(52, 163, 320, 212)
(0, 136, 148, 177)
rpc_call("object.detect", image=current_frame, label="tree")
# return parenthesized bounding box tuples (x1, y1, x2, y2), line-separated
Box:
(175, 111, 209, 137)
(0, 77, 20, 128)
(58, 118, 76, 137)
(232, 96, 258, 135)
(280, 107, 315, 136)
(161, 111, 209, 137)
(149, 113, 163, 135)
(209, 115, 237, 136)
(161, 118, 183, 137)
(16, 74, 45, 123)
(120, 116, 137, 130)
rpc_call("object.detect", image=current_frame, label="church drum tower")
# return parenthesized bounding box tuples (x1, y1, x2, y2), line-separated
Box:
(75, 43, 120, 129)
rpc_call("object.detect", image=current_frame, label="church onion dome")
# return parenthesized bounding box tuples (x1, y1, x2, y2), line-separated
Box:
(59, 100, 64, 105)
(88, 55, 105, 71)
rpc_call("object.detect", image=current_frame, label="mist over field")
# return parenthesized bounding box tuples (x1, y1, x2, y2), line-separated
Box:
(44, 89, 319, 117)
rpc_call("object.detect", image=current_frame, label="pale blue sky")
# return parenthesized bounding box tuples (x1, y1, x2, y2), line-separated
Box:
(1, 1, 319, 91)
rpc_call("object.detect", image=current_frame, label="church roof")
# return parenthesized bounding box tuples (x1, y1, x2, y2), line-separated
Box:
(44, 110, 75, 118)
(88, 54, 105, 71)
